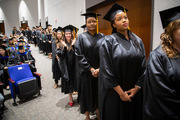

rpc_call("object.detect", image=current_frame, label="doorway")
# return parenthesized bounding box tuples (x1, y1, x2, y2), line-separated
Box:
(21, 21, 28, 30)
(0, 20, 5, 34)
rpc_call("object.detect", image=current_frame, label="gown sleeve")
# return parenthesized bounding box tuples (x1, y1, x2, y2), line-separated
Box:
(74, 34, 91, 73)
(99, 36, 119, 89)
(136, 39, 146, 87)
(145, 50, 180, 116)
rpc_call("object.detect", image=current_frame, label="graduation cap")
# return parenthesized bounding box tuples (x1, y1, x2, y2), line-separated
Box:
(103, 3, 128, 22)
(2, 40, 7, 44)
(81, 24, 87, 30)
(69, 25, 79, 33)
(0, 45, 7, 51)
(81, 12, 101, 20)
(42, 28, 46, 31)
(18, 37, 25, 43)
(19, 36, 24, 40)
(18, 45, 24, 50)
(53, 28, 56, 31)
(9, 37, 13, 41)
(48, 24, 52, 27)
(159, 6, 180, 29)
(63, 25, 74, 33)
(55, 26, 63, 32)
(81, 12, 101, 33)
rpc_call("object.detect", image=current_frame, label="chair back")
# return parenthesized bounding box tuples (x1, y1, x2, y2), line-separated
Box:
(8, 64, 33, 82)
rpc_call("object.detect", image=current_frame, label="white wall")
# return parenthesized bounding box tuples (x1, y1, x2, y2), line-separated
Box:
(45, 0, 86, 34)
(38, 0, 45, 28)
(18, 0, 39, 29)
(0, 0, 19, 36)
(0, 0, 86, 36)
(152, 0, 180, 50)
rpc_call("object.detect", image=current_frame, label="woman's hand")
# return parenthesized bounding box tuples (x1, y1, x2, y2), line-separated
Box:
(56, 55, 59, 60)
(93, 68, 99, 77)
(49, 41, 52, 43)
(120, 92, 132, 102)
(125, 86, 140, 99)
(71, 38, 76, 45)
(62, 41, 67, 47)
(4, 67, 8, 70)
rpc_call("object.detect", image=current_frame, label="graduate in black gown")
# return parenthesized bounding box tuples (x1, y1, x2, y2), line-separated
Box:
(144, 6, 180, 120)
(46, 24, 53, 59)
(41, 28, 48, 55)
(25, 26, 32, 44)
(32, 27, 38, 47)
(0, 45, 10, 89)
(75, 12, 104, 120)
(52, 27, 62, 89)
(57, 25, 76, 106)
(98, 3, 146, 120)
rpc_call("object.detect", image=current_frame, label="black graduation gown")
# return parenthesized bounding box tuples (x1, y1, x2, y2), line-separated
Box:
(75, 31, 104, 114)
(47, 34, 52, 53)
(52, 40, 61, 81)
(58, 45, 75, 94)
(41, 33, 48, 54)
(0, 56, 9, 87)
(32, 30, 37, 45)
(27, 30, 32, 42)
(98, 31, 146, 120)
(144, 45, 180, 120)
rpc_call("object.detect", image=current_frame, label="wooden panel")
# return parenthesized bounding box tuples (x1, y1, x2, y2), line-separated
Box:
(0, 21, 5, 34)
(93, 0, 152, 57)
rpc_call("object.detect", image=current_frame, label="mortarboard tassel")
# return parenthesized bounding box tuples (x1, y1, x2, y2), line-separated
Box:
(124, 7, 130, 30)
(96, 13, 99, 34)
(73, 28, 75, 39)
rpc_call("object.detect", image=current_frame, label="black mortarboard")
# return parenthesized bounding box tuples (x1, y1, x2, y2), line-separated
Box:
(53, 28, 56, 31)
(55, 26, 63, 32)
(18, 46, 24, 50)
(81, 12, 101, 20)
(48, 24, 52, 27)
(103, 3, 128, 22)
(19, 36, 24, 40)
(9, 37, 13, 41)
(18, 37, 25, 43)
(63, 25, 74, 33)
(42, 28, 46, 31)
(69, 25, 79, 33)
(159, 6, 180, 29)
(0, 45, 6, 51)
(2, 40, 7, 44)
(81, 24, 87, 30)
